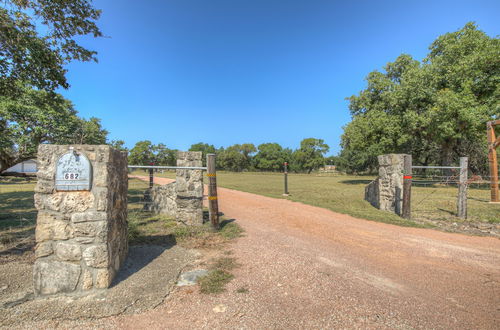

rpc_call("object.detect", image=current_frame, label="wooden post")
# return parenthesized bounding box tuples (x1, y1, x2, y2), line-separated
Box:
(457, 157, 468, 219)
(207, 154, 219, 229)
(149, 168, 154, 188)
(402, 154, 412, 219)
(283, 162, 289, 196)
(487, 121, 500, 203)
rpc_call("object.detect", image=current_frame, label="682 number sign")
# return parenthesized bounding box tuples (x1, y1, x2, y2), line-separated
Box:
(64, 173, 80, 180)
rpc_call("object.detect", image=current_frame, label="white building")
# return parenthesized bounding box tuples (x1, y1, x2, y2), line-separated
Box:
(5, 159, 37, 173)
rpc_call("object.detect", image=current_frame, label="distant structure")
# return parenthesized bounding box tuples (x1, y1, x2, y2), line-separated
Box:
(318, 165, 337, 173)
(5, 159, 37, 173)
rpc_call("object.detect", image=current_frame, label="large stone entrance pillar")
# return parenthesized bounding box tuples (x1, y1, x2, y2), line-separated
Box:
(365, 154, 406, 215)
(33, 145, 128, 296)
(175, 151, 203, 226)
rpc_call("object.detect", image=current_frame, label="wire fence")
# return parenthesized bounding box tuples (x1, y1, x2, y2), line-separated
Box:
(409, 166, 497, 221)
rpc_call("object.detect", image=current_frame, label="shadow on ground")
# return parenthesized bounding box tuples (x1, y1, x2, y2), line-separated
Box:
(0, 241, 195, 326)
(338, 179, 374, 185)
(112, 236, 177, 286)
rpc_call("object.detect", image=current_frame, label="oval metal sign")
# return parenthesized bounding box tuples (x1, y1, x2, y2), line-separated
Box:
(55, 150, 92, 191)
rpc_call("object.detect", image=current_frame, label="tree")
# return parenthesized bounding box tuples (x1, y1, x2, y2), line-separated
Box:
(253, 143, 290, 171)
(0, 88, 108, 172)
(292, 138, 329, 173)
(109, 140, 128, 152)
(73, 117, 108, 145)
(1, 0, 103, 95)
(340, 23, 499, 174)
(128, 140, 155, 165)
(154, 143, 176, 166)
(217, 143, 256, 171)
(189, 142, 216, 166)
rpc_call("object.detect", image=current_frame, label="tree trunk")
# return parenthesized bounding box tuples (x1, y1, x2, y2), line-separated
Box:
(441, 142, 455, 177)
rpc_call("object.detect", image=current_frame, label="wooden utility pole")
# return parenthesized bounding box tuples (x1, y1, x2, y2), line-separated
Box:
(207, 154, 220, 229)
(402, 154, 412, 219)
(457, 157, 468, 219)
(487, 120, 500, 203)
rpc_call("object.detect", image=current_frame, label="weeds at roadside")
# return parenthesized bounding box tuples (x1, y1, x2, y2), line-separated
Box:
(236, 287, 249, 293)
(198, 256, 240, 294)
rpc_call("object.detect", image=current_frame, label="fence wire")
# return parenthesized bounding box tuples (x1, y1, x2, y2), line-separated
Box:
(409, 167, 496, 221)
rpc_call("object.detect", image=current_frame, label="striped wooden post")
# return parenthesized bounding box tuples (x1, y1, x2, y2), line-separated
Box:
(207, 154, 219, 229)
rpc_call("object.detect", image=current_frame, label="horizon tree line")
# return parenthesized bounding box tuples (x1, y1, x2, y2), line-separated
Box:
(125, 138, 334, 173)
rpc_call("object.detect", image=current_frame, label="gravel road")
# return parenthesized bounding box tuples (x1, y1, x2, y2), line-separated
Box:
(107, 177, 500, 328)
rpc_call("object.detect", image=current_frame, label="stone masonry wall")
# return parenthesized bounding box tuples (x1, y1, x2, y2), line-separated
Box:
(143, 182, 176, 217)
(144, 151, 203, 226)
(364, 154, 405, 215)
(176, 151, 203, 226)
(34, 145, 128, 296)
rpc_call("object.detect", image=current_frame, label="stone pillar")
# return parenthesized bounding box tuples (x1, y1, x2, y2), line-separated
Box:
(175, 151, 203, 225)
(377, 154, 405, 215)
(33, 145, 128, 296)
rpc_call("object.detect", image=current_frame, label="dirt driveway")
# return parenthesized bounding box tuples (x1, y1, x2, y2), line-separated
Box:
(65, 177, 500, 328)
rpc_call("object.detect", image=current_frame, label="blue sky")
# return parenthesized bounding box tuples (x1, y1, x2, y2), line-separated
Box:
(59, 0, 500, 155)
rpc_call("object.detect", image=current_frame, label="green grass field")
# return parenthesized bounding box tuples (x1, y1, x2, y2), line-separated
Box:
(132, 170, 499, 227)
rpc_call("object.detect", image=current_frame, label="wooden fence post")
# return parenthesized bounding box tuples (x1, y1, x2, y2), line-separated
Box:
(402, 154, 412, 219)
(457, 157, 468, 219)
(487, 121, 500, 203)
(283, 162, 289, 196)
(207, 154, 219, 229)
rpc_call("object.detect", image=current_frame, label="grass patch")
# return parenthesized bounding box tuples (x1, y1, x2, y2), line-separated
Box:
(198, 269, 234, 294)
(198, 256, 239, 294)
(236, 287, 249, 293)
(212, 256, 239, 271)
(219, 221, 244, 239)
(0, 177, 36, 253)
(127, 178, 244, 246)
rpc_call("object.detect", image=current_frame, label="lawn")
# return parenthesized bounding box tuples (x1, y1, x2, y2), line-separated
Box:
(132, 170, 499, 227)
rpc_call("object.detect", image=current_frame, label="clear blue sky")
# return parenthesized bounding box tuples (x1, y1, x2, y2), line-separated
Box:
(59, 0, 499, 155)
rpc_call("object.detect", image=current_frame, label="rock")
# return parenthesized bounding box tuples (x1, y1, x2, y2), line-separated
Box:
(71, 211, 107, 223)
(81, 268, 93, 290)
(176, 269, 208, 286)
(33, 260, 81, 295)
(55, 242, 82, 261)
(83, 244, 109, 268)
(35, 242, 53, 258)
(213, 304, 227, 313)
(74, 221, 107, 242)
(95, 268, 111, 288)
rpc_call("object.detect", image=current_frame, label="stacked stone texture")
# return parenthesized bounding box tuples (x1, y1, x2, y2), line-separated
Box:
(143, 182, 176, 217)
(364, 154, 405, 215)
(33, 145, 128, 296)
(144, 151, 203, 225)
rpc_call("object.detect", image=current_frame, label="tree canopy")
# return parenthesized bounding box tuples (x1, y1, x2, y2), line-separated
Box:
(0, 88, 107, 172)
(217, 143, 256, 171)
(189, 142, 216, 166)
(128, 140, 177, 166)
(291, 138, 329, 173)
(339, 23, 499, 174)
(0, 0, 102, 95)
